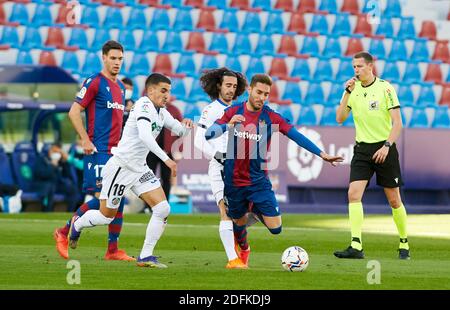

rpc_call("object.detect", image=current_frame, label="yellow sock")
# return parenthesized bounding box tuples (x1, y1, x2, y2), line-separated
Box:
(349, 202, 364, 250)
(392, 204, 409, 250)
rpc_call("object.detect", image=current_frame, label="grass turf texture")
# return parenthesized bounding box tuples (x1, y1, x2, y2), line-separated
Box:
(0, 213, 449, 290)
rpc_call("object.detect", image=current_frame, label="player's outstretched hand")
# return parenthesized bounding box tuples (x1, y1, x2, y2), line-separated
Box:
(164, 158, 177, 177)
(182, 118, 193, 129)
(320, 152, 344, 167)
(82, 138, 96, 155)
(228, 114, 245, 126)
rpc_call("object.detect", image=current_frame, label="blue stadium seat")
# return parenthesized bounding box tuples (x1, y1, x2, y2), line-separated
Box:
(320, 106, 338, 126)
(188, 80, 209, 102)
(183, 103, 202, 120)
(336, 58, 354, 82)
(9, 3, 29, 24)
(305, 82, 325, 105)
(103, 7, 124, 29)
(80, 5, 100, 28)
(82, 52, 102, 76)
(388, 40, 408, 61)
(127, 7, 147, 30)
(220, 9, 240, 32)
(331, 13, 352, 36)
(225, 55, 242, 72)
(384, 0, 402, 18)
(171, 77, 187, 100)
(410, 38, 430, 62)
(382, 61, 400, 82)
(397, 17, 416, 40)
(0, 26, 20, 48)
(282, 81, 302, 103)
(291, 58, 311, 80)
(16, 50, 33, 65)
(255, 34, 275, 56)
(327, 83, 343, 104)
(409, 108, 429, 128)
(403, 62, 422, 84)
(416, 84, 436, 107)
(297, 106, 317, 125)
(11, 142, 36, 192)
(32, 3, 53, 26)
(246, 57, 266, 80)
(319, 0, 338, 13)
(432, 106, 450, 128)
(252, 0, 272, 11)
(200, 54, 219, 72)
(118, 29, 136, 51)
(173, 8, 194, 31)
(162, 0, 183, 7)
(369, 38, 386, 59)
(397, 84, 414, 106)
(322, 37, 342, 58)
(128, 53, 150, 76)
(310, 14, 329, 34)
(90, 29, 111, 50)
(61, 51, 80, 74)
(139, 31, 160, 52)
(208, 0, 228, 9)
(150, 8, 171, 30)
(313, 58, 333, 81)
(447, 70, 450, 83)
(242, 11, 262, 33)
(22, 27, 42, 49)
(0, 147, 15, 186)
(375, 18, 394, 38)
(233, 33, 252, 56)
(265, 11, 285, 34)
(68, 27, 88, 48)
(162, 31, 183, 53)
(276, 105, 294, 123)
(176, 52, 197, 77)
(300, 35, 320, 57)
(210, 32, 229, 54)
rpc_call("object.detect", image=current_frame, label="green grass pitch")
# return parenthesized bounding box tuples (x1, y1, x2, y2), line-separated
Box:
(0, 213, 449, 290)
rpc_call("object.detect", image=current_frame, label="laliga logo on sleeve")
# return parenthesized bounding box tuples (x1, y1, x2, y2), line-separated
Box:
(287, 127, 324, 182)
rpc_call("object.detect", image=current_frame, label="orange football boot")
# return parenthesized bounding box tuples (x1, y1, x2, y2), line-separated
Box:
(225, 257, 248, 269)
(104, 249, 136, 261)
(53, 228, 69, 259)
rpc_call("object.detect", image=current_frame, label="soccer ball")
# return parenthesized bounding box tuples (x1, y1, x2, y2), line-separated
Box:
(281, 246, 309, 272)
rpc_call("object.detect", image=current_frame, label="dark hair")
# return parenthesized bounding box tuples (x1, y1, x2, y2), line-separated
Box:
(145, 73, 171, 89)
(121, 77, 133, 86)
(250, 74, 272, 87)
(102, 40, 124, 55)
(353, 52, 374, 64)
(200, 67, 247, 100)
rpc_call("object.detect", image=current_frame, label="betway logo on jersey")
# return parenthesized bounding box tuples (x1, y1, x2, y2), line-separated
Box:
(233, 129, 262, 141)
(107, 101, 125, 111)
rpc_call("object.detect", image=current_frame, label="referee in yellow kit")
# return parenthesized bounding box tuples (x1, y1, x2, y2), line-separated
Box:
(334, 52, 410, 260)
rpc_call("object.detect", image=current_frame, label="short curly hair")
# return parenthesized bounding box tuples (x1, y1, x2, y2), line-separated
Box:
(199, 67, 247, 101)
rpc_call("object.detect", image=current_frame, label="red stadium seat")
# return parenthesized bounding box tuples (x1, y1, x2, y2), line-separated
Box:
(153, 54, 173, 75)
(298, 0, 316, 13)
(432, 40, 450, 63)
(140, 0, 160, 5)
(341, 0, 359, 14)
(440, 85, 450, 106)
(230, 0, 249, 10)
(186, 31, 206, 52)
(45, 27, 65, 48)
(419, 20, 437, 40)
(39, 51, 57, 66)
(0, 3, 5, 24)
(424, 63, 443, 84)
(269, 57, 289, 80)
(354, 14, 372, 37)
(345, 37, 364, 56)
(288, 12, 306, 34)
(56, 4, 70, 24)
(275, 0, 294, 12)
(278, 35, 298, 56)
(269, 82, 280, 101)
(185, 0, 204, 7)
(196, 8, 216, 31)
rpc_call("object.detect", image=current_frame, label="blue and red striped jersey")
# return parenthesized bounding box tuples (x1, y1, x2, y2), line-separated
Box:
(215, 102, 293, 187)
(75, 73, 125, 154)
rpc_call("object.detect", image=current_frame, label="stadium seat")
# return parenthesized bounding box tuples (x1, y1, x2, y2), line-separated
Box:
(242, 11, 262, 33)
(82, 52, 102, 76)
(209, 32, 228, 54)
(186, 0, 205, 8)
(39, 51, 56, 66)
(319, 0, 338, 13)
(32, 3, 53, 26)
(424, 62, 443, 84)
(127, 7, 147, 30)
(322, 37, 342, 58)
(297, 105, 317, 125)
(298, 0, 317, 13)
(153, 53, 173, 76)
(320, 106, 338, 126)
(354, 14, 372, 37)
(171, 77, 187, 100)
(269, 57, 289, 80)
(0, 3, 5, 24)
(0, 26, 20, 48)
(382, 61, 400, 82)
(80, 5, 100, 28)
(331, 13, 352, 36)
(439, 85, 450, 106)
(200, 54, 219, 72)
(282, 81, 302, 103)
(300, 35, 320, 56)
(117, 30, 136, 51)
(61, 51, 80, 74)
(397, 17, 416, 40)
(0, 147, 15, 187)
(186, 31, 206, 53)
(384, 0, 402, 18)
(403, 62, 422, 84)
(162, 0, 182, 7)
(90, 28, 111, 50)
(310, 14, 329, 34)
(9, 3, 29, 24)
(409, 108, 429, 128)
(103, 6, 124, 29)
(150, 8, 171, 30)
(16, 50, 33, 65)
(345, 37, 364, 56)
(265, 11, 285, 34)
(230, 0, 250, 10)
(313, 58, 333, 81)
(432, 40, 450, 63)
(224, 55, 242, 72)
(388, 40, 408, 61)
(432, 106, 450, 128)
(140, 0, 160, 4)
(278, 34, 298, 56)
(128, 53, 150, 76)
(139, 31, 160, 52)
(173, 7, 194, 31)
(375, 18, 394, 38)
(291, 57, 311, 80)
(176, 52, 197, 77)
(45, 27, 65, 48)
(369, 38, 386, 59)
(256, 34, 275, 56)
(410, 38, 430, 62)
(419, 20, 437, 40)
(232, 33, 252, 56)
(219, 9, 239, 32)
(327, 82, 343, 104)
(336, 58, 354, 82)
(417, 83, 436, 107)
(162, 31, 183, 53)
(188, 79, 209, 102)
(288, 13, 307, 34)
(269, 82, 280, 102)
(11, 142, 36, 192)
(397, 84, 415, 106)
(207, 0, 228, 9)
(276, 105, 294, 123)
(68, 27, 88, 48)
(341, 0, 359, 15)
(305, 82, 325, 105)
(183, 103, 202, 119)
(196, 9, 216, 31)
(275, 0, 294, 12)
(22, 27, 42, 49)
(252, 0, 272, 11)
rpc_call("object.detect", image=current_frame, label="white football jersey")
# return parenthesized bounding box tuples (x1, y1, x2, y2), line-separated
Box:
(198, 100, 229, 154)
(112, 96, 185, 172)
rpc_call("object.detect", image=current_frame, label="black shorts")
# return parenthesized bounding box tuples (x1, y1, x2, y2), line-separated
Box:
(350, 141, 403, 188)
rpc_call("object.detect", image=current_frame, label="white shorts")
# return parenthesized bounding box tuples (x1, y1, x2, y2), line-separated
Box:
(99, 157, 161, 209)
(208, 158, 225, 205)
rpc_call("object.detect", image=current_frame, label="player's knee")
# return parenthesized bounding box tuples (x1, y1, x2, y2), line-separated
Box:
(152, 200, 170, 219)
(389, 199, 401, 209)
(268, 226, 282, 235)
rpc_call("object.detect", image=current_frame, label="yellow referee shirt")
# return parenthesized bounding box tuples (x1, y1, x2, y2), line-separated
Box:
(346, 77, 400, 143)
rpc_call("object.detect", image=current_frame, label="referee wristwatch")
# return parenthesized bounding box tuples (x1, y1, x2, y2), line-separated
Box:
(384, 141, 391, 148)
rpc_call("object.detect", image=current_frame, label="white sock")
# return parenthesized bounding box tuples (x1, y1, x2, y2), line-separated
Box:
(74, 210, 113, 232)
(219, 220, 238, 261)
(140, 201, 170, 258)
